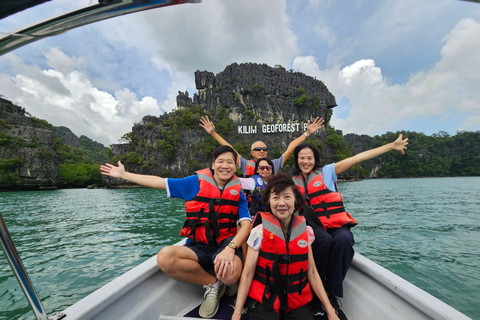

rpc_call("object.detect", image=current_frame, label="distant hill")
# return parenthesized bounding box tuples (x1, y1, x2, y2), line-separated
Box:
(0, 96, 108, 190)
(344, 131, 480, 178)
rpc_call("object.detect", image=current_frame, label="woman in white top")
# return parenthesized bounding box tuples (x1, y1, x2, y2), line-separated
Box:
(232, 173, 339, 320)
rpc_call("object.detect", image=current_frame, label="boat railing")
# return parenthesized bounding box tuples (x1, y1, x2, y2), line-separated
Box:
(0, 213, 66, 320)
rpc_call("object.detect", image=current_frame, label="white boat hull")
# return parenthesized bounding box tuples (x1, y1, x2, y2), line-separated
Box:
(61, 240, 471, 320)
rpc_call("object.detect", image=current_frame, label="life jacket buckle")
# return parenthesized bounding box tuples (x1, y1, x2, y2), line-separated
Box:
(278, 254, 290, 264)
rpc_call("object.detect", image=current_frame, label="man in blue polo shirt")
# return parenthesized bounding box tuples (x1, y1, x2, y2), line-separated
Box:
(100, 145, 251, 319)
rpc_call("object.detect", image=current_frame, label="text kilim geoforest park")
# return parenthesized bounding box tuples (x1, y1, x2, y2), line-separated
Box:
(238, 122, 309, 134)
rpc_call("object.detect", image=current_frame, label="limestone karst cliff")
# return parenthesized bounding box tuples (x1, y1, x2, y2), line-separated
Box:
(0, 97, 108, 190)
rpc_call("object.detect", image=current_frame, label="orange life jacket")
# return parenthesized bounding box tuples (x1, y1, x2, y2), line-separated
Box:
(248, 212, 312, 315)
(181, 168, 240, 245)
(245, 160, 256, 177)
(293, 169, 357, 230)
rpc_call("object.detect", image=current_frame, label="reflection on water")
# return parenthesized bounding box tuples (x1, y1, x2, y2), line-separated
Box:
(1, 177, 479, 319)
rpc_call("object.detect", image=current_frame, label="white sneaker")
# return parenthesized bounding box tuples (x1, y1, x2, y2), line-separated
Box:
(199, 283, 226, 318)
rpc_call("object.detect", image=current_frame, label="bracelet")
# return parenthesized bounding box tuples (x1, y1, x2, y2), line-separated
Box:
(304, 132, 309, 137)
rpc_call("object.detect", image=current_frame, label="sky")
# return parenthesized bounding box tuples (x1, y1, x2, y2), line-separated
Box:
(0, 0, 479, 146)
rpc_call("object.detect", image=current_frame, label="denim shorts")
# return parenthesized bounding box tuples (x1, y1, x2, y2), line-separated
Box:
(184, 236, 243, 270)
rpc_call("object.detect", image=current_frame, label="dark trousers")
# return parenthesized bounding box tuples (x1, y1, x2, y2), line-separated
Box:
(310, 227, 355, 297)
(247, 300, 313, 320)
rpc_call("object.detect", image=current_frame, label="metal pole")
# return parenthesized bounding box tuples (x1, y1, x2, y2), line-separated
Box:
(0, 213, 48, 320)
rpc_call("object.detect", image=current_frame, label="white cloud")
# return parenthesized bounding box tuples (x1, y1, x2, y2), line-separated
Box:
(90, 0, 299, 112)
(293, 17, 480, 135)
(0, 49, 161, 145)
(45, 47, 86, 74)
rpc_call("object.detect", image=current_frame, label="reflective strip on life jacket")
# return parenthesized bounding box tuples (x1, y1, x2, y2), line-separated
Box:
(245, 160, 256, 177)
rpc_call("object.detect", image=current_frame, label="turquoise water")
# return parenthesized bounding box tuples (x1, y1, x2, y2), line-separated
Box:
(1, 177, 479, 319)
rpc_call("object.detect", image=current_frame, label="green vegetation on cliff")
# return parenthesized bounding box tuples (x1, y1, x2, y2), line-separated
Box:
(353, 130, 480, 178)
(0, 114, 107, 188)
(59, 163, 103, 187)
(0, 158, 24, 185)
(293, 86, 322, 108)
(52, 137, 107, 187)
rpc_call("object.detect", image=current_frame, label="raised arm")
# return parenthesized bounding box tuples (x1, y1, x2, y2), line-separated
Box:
(100, 161, 166, 189)
(200, 116, 241, 167)
(282, 117, 325, 165)
(334, 134, 409, 175)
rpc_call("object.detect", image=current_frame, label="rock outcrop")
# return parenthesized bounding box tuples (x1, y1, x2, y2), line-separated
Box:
(56, 126, 80, 148)
(1, 97, 108, 190)
(0, 97, 60, 189)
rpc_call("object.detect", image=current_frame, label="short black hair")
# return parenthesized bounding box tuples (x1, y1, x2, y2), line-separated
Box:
(212, 145, 237, 163)
(261, 173, 303, 212)
(254, 157, 275, 174)
(293, 143, 321, 176)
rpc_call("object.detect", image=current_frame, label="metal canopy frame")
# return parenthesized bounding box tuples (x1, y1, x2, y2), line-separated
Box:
(0, 0, 200, 56)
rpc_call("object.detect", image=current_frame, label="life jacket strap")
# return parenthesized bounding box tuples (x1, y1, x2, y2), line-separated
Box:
(312, 201, 346, 219)
(182, 208, 206, 243)
(191, 196, 239, 207)
(260, 261, 289, 315)
(259, 251, 308, 264)
(254, 265, 308, 285)
(305, 188, 332, 199)
(208, 200, 220, 245)
(300, 203, 324, 229)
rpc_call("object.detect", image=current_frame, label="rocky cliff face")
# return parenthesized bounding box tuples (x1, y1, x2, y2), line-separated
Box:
(1, 97, 108, 190)
(56, 126, 80, 148)
(0, 97, 60, 189)
(105, 63, 340, 186)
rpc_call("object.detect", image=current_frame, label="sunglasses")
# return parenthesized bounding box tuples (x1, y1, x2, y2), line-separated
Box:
(259, 165, 272, 171)
(252, 147, 268, 152)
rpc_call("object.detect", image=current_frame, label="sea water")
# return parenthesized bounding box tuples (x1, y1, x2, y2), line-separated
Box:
(0, 177, 479, 319)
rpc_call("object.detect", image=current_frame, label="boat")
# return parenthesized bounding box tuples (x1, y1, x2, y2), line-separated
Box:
(56, 238, 470, 320)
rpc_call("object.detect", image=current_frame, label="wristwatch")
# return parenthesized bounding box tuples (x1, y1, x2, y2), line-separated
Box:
(228, 241, 237, 250)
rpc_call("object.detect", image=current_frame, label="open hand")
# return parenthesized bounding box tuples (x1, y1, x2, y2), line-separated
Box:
(307, 117, 325, 135)
(199, 116, 215, 135)
(393, 134, 409, 154)
(100, 161, 125, 179)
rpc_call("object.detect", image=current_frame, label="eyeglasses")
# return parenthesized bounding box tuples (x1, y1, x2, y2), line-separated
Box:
(252, 147, 268, 152)
(259, 165, 272, 171)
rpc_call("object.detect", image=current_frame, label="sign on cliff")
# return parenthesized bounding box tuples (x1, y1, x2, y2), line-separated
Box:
(238, 122, 308, 134)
